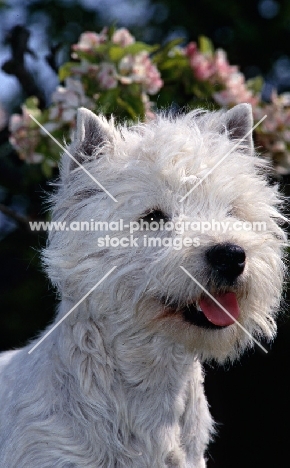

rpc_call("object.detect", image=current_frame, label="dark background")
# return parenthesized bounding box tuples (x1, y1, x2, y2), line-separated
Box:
(0, 1, 289, 467)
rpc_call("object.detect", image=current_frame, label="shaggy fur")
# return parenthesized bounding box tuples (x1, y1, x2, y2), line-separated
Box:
(0, 104, 286, 467)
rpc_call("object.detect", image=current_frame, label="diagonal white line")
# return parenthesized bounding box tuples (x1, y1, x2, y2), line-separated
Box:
(179, 115, 267, 203)
(28, 266, 117, 354)
(29, 114, 118, 203)
(179, 266, 268, 353)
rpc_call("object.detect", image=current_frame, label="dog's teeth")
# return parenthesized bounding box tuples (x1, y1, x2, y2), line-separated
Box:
(196, 301, 202, 312)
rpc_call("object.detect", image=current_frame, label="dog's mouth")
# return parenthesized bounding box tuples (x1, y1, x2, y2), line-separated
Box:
(161, 292, 240, 330)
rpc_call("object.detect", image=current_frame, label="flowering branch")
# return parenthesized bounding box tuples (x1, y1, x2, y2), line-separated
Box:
(6, 26, 290, 175)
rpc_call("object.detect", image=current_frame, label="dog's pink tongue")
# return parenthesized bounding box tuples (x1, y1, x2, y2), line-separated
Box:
(199, 292, 239, 326)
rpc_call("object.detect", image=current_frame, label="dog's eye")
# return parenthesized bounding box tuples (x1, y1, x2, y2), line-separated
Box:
(226, 209, 234, 217)
(140, 209, 169, 226)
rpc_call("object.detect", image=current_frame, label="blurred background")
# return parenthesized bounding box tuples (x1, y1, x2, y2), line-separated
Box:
(0, 1, 289, 467)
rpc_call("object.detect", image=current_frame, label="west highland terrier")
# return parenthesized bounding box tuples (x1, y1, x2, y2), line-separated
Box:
(0, 104, 286, 467)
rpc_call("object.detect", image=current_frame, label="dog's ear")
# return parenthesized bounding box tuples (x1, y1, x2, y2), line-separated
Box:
(64, 108, 113, 174)
(223, 103, 254, 154)
(75, 108, 113, 156)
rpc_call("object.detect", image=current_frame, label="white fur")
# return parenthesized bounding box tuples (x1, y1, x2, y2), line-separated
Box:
(0, 104, 286, 467)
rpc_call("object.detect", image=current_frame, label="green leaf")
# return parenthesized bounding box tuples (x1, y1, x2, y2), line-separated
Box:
(23, 97, 43, 124)
(75, 45, 108, 62)
(116, 96, 141, 120)
(246, 76, 264, 94)
(24, 96, 40, 111)
(158, 55, 189, 72)
(107, 24, 117, 40)
(108, 42, 158, 62)
(198, 36, 214, 55)
(119, 86, 146, 119)
(190, 81, 217, 99)
(153, 38, 184, 64)
(123, 42, 158, 55)
(97, 88, 120, 115)
(41, 159, 53, 178)
(58, 62, 76, 81)
(109, 46, 126, 61)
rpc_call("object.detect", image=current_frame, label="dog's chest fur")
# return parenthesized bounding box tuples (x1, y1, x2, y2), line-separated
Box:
(0, 319, 212, 468)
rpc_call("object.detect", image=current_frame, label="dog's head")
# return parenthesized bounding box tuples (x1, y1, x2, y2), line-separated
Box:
(44, 104, 287, 362)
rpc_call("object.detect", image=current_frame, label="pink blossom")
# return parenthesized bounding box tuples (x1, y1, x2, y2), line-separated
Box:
(186, 42, 257, 107)
(119, 52, 163, 95)
(9, 113, 23, 134)
(253, 92, 290, 173)
(213, 49, 238, 80)
(185, 42, 198, 57)
(118, 55, 134, 77)
(142, 93, 156, 121)
(185, 42, 214, 81)
(214, 72, 258, 107)
(253, 92, 290, 134)
(98, 63, 117, 89)
(9, 107, 42, 163)
(70, 62, 99, 77)
(49, 78, 93, 123)
(72, 29, 108, 53)
(112, 28, 135, 47)
(190, 53, 214, 81)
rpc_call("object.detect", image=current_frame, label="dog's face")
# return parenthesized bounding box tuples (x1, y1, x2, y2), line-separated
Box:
(45, 105, 286, 362)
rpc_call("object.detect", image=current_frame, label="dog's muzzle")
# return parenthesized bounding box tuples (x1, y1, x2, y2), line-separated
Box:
(159, 243, 246, 330)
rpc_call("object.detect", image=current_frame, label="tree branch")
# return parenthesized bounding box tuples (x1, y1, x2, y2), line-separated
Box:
(2, 25, 46, 109)
(0, 203, 34, 231)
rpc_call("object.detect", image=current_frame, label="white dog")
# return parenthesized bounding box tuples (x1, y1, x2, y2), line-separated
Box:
(0, 104, 286, 467)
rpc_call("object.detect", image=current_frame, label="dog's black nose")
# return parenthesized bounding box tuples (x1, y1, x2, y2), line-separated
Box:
(206, 243, 246, 280)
